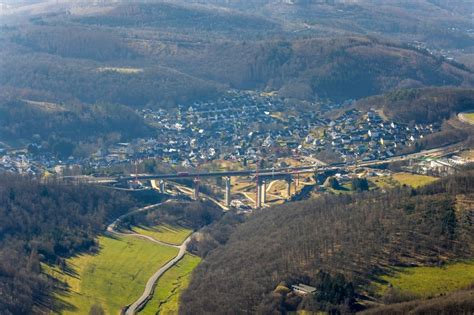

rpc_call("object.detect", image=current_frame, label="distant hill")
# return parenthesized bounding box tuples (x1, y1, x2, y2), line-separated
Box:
(0, 96, 151, 155)
(179, 0, 474, 49)
(167, 37, 474, 101)
(356, 87, 474, 124)
(181, 171, 474, 314)
(1, 1, 473, 107)
(3, 25, 473, 105)
(77, 2, 280, 38)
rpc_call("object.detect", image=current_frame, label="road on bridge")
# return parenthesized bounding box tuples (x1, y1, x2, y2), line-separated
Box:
(66, 142, 463, 187)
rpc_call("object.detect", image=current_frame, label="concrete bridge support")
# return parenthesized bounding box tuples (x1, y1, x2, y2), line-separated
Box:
(261, 179, 267, 205)
(224, 177, 231, 207)
(194, 178, 200, 200)
(286, 176, 292, 200)
(159, 179, 165, 193)
(255, 179, 267, 209)
(256, 181, 262, 209)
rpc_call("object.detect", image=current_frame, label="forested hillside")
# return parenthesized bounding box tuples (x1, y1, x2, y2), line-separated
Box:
(1, 3, 473, 109)
(181, 170, 474, 314)
(77, 2, 280, 37)
(178, 0, 474, 65)
(0, 97, 151, 155)
(0, 175, 139, 314)
(119, 200, 223, 231)
(356, 87, 474, 124)
(0, 51, 223, 109)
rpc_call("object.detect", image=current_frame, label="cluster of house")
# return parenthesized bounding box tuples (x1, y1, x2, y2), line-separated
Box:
(406, 155, 470, 177)
(0, 90, 452, 176)
(0, 149, 89, 176)
(138, 90, 314, 166)
(0, 152, 42, 175)
(315, 109, 440, 162)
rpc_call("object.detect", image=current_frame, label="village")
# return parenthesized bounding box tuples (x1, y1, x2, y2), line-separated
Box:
(0, 90, 466, 178)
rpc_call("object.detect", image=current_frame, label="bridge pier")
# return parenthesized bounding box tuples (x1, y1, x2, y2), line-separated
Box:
(256, 181, 262, 209)
(194, 178, 200, 200)
(224, 177, 231, 207)
(159, 179, 165, 193)
(255, 179, 267, 209)
(261, 179, 267, 205)
(286, 176, 292, 200)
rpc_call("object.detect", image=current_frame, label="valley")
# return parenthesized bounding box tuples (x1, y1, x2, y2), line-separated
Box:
(0, 1, 473, 314)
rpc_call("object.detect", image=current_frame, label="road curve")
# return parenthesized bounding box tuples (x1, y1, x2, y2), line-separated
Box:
(106, 201, 172, 234)
(125, 236, 192, 315)
(106, 201, 193, 315)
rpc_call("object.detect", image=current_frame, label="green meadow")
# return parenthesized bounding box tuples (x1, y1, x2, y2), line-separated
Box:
(378, 260, 474, 298)
(132, 224, 192, 245)
(45, 235, 178, 315)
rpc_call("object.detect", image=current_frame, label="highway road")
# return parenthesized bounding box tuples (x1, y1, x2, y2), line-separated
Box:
(66, 142, 462, 186)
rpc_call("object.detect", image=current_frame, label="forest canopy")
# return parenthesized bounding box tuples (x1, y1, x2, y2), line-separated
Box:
(181, 170, 474, 314)
(0, 175, 139, 314)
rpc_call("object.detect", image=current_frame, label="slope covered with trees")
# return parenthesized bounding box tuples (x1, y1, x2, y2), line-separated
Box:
(0, 97, 151, 155)
(356, 87, 474, 124)
(0, 174, 140, 314)
(181, 170, 474, 314)
(1, 4, 473, 109)
(132, 36, 474, 102)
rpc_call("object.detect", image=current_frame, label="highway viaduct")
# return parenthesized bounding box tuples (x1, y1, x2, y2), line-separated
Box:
(68, 142, 461, 209)
(70, 165, 328, 209)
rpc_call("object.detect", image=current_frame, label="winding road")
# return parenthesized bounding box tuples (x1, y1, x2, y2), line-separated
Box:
(125, 236, 191, 315)
(106, 201, 192, 315)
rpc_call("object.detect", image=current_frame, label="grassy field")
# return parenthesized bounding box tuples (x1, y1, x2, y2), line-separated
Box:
(132, 224, 192, 245)
(138, 254, 201, 315)
(371, 175, 398, 189)
(462, 112, 474, 123)
(459, 149, 474, 160)
(44, 235, 178, 315)
(377, 260, 474, 298)
(391, 172, 438, 188)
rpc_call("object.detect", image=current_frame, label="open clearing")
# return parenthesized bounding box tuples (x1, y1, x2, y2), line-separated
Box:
(138, 254, 201, 315)
(391, 172, 438, 188)
(98, 67, 143, 74)
(132, 224, 192, 245)
(22, 99, 66, 112)
(371, 175, 398, 189)
(377, 260, 474, 298)
(371, 172, 438, 189)
(44, 235, 178, 315)
(459, 112, 474, 125)
(464, 113, 474, 123)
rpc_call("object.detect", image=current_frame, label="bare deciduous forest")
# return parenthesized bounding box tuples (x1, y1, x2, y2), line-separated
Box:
(181, 170, 474, 313)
